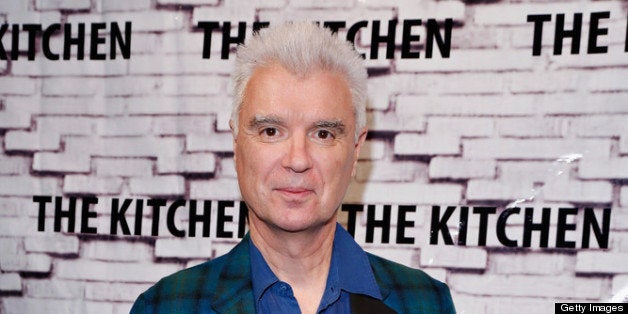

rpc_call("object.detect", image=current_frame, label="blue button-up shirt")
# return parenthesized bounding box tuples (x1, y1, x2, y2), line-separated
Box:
(250, 224, 382, 314)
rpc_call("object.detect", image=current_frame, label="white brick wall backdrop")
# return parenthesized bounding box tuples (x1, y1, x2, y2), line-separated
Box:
(1, 0, 627, 313)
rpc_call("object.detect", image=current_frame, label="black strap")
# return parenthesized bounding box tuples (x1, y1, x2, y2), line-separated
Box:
(349, 293, 397, 314)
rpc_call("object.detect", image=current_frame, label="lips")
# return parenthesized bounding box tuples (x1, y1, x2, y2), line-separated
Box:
(274, 187, 314, 199)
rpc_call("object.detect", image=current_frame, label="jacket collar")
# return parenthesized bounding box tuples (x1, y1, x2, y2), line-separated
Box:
(367, 253, 393, 301)
(210, 235, 256, 314)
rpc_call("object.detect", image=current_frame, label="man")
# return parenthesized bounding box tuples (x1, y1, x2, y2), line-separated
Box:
(131, 22, 455, 314)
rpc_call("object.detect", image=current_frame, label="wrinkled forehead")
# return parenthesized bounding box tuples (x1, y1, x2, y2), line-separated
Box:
(245, 64, 352, 105)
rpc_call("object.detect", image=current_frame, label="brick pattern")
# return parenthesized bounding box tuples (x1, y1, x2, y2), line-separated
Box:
(1, 0, 627, 313)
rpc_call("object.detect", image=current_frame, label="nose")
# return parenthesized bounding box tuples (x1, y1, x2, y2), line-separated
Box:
(281, 133, 312, 173)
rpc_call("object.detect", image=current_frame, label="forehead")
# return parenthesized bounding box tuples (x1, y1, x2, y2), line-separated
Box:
(240, 64, 354, 123)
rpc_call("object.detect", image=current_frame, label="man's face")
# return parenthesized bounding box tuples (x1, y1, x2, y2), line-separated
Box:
(233, 64, 366, 233)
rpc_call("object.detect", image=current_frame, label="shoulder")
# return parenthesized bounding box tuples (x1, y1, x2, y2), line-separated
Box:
(366, 253, 445, 291)
(148, 255, 229, 300)
(367, 253, 456, 314)
(130, 255, 229, 314)
(130, 236, 253, 314)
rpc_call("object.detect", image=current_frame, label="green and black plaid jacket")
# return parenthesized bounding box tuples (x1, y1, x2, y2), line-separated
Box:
(130, 235, 456, 314)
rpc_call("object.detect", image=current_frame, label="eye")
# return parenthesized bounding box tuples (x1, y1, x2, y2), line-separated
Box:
(310, 129, 336, 144)
(257, 127, 285, 143)
(261, 127, 277, 137)
(316, 130, 332, 140)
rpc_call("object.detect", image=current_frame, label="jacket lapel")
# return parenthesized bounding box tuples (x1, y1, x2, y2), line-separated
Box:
(210, 236, 256, 314)
(365, 253, 399, 313)
(348, 253, 397, 314)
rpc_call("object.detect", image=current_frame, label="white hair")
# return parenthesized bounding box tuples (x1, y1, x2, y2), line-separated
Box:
(231, 22, 368, 141)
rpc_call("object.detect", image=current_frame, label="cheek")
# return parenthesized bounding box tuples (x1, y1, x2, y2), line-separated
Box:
(238, 143, 279, 180)
(235, 141, 256, 178)
(317, 148, 356, 181)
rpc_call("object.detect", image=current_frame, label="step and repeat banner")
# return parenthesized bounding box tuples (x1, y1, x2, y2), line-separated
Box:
(1, 0, 627, 313)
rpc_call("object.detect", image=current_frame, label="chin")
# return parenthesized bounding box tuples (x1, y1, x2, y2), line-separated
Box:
(276, 213, 338, 234)
(271, 219, 320, 233)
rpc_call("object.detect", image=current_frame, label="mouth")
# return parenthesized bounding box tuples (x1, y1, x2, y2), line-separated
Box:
(275, 187, 314, 198)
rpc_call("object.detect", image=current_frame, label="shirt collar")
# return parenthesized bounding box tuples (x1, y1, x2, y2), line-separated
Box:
(249, 223, 382, 304)
(331, 223, 381, 299)
(250, 238, 279, 302)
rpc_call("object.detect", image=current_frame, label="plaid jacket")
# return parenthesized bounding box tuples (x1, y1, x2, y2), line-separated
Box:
(130, 235, 456, 314)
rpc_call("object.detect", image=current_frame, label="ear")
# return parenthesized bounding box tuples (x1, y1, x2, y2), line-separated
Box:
(230, 119, 237, 162)
(351, 127, 368, 177)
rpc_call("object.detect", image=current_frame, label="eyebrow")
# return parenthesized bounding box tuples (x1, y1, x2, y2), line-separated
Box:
(314, 120, 346, 134)
(247, 115, 347, 134)
(247, 115, 284, 128)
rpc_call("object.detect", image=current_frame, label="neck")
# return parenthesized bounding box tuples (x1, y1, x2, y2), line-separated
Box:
(249, 220, 336, 282)
(249, 219, 336, 314)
